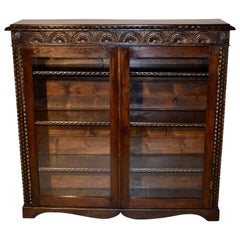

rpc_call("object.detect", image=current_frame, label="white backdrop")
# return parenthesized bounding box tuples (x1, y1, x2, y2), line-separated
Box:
(0, 1, 239, 239)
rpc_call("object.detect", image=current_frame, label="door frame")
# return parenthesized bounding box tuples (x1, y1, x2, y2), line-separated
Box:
(21, 45, 120, 208)
(119, 45, 218, 209)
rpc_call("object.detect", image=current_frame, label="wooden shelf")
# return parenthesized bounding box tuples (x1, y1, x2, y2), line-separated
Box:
(39, 167, 110, 174)
(33, 70, 110, 77)
(131, 72, 208, 77)
(130, 122, 206, 127)
(131, 168, 203, 174)
(33, 70, 208, 78)
(35, 121, 205, 127)
(38, 167, 202, 174)
(35, 121, 110, 126)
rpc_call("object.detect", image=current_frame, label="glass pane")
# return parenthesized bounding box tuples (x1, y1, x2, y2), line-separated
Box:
(32, 56, 111, 198)
(129, 56, 208, 199)
(130, 127, 204, 198)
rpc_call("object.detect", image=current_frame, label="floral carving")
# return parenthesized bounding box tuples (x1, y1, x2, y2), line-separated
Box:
(11, 30, 227, 45)
(29, 32, 47, 44)
(72, 32, 92, 43)
(168, 32, 189, 43)
(192, 32, 213, 43)
(48, 32, 69, 44)
(96, 31, 117, 43)
(144, 32, 165, 44)
(120, 31, 142, 43)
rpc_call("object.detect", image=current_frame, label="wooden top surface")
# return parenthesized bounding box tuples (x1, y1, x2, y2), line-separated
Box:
(6, 19, 235, 30)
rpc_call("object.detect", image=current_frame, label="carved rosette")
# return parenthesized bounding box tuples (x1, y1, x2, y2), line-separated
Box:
(11, 29, 228, 46)
(219, 32, 230, 45)
(12, 32, 23, 45)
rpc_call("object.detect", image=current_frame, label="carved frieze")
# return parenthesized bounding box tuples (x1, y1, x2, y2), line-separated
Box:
(12, 29, 229, 45)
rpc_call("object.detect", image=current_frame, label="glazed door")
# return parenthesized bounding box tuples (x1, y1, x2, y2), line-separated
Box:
(22, 46, 120, 208)
(120, 46, 218, 208)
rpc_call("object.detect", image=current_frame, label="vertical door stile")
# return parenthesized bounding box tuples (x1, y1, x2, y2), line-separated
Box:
(119, 47, 130, 208)
(110, 47, 120, 207)
(203, 46, 219, 207)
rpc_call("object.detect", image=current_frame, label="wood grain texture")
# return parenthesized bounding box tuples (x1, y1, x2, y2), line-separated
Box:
(130, 81, 208, 110)
(34, 79, 110, 110)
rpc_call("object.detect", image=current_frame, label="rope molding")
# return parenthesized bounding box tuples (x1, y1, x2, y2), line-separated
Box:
(35, 121, 110, 126)
(210, 47, 228, 207)
(130, 122, 206, 127)
(39, 167, 110, 174)
(35, 121, 206, 128)
(39, 167, 203, 174)
(131, 168, 203, 173)
(33, 71, 110, 76)
(130, 72, 208, 77)
(13, 46, 33, 205)
(33, 70, 208, 78)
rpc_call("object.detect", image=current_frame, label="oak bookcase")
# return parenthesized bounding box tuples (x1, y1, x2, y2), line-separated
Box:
(6, 19, 234, 220)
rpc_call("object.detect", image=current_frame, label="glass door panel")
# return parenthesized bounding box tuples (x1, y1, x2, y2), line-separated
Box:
(36, 125, 110, 197)
(128, 47, 209, 201)
(30, 47, 116, 202)
(130, 127, 204, 198)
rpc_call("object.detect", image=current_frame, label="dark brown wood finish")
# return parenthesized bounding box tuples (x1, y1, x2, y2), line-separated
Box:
(22, 48, 41, 206)
(22, 45, 118, 208)
(109, 47, 120, 207)
(6, 19, 234, 220)
(202, 46, 220, 207)
(119, 47, 130, 208)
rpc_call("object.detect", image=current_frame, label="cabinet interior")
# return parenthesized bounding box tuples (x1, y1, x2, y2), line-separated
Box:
(32, 53, 208, 199)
